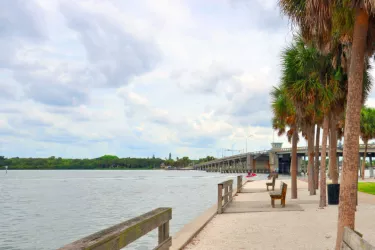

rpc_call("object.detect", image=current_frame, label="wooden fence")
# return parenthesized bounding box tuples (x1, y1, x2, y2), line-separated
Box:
(59, 207, 172, 250)
(237, 175, 243, 193)
(217, 179, 233, 214)
(217, 175, 246, 214)
(341, 227, 374, 250)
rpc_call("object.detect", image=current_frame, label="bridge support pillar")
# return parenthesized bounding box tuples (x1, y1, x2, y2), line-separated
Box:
(269, 152, 278, 172)
(252, 159, 256, 173)
(246, 155, 253, 172)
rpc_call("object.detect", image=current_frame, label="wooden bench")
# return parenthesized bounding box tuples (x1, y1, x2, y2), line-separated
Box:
(266, 176, 276, 191)
(341, 227, 375, 249)
(269, 182, 287, 208)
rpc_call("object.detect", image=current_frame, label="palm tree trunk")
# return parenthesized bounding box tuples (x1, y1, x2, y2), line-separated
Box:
(329, 113, 339, 184)
(314, 126, 320, 189)
(319, 115, 329, 208)
(308, 125, 316, 195)
(291, 126, 298, 199)
(361, 142, 368, 180)
(335, 8, 369, 250)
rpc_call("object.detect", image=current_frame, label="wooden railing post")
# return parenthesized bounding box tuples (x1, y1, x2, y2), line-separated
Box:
(217, 179, 234, 214)
(217, 183, 223, 214)
(229, 184, 233, 201)
(223, 185, 228, 204)
(158, 221, 169, 244)
(157, 221, 170, 249)
(237, 175, 242, 193)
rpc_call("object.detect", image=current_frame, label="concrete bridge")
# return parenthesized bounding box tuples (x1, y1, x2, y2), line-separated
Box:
(194, 142, 375, 174)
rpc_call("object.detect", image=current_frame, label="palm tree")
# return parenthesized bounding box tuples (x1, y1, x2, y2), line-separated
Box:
(278, 1, 375, 248)
(281, 36, 336, 195)
(317, 62, 341, 207)
(328, 52, 372, 185)
(314, 126, 320, 189)
(319, 115, 329, 207)
(360, 107, 375, 179)
(271, 86, 299, 198)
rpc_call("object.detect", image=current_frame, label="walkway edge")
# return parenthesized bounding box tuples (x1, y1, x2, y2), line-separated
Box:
(171, 204, 217, 250)
(171, 179, 248, 250)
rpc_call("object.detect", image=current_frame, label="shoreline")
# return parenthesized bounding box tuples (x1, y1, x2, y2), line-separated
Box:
(1, 168, 161, 171)
(171, 178, 248, 250)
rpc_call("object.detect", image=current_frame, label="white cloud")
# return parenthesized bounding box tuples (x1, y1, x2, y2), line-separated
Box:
(3, 0, 370, 159)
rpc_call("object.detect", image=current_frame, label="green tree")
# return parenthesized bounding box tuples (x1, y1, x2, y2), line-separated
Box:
(360, 107, 375, 179)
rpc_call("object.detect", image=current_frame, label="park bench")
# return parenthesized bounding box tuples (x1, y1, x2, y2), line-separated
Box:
(266, 176, 276, 191)
(269, 182, 287, 208)
(341, 227, 375, 250)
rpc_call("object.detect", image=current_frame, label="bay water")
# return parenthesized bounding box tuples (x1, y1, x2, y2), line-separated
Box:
(0, 170, 264, 250)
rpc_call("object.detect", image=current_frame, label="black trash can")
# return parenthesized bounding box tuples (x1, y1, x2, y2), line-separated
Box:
(327, 184, 340, 205)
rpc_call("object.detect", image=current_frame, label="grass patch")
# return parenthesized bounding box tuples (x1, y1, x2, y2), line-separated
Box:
(358, 182, 375, 195)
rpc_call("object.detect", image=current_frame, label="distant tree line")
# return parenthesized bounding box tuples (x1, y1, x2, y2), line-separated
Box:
(163, 156, 216, 168)
(0, 155, 163, 170)
(0, 154, 217, 170)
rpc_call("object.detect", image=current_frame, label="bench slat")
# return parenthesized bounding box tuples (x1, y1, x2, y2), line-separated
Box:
(340, 241, 351, 250)
(342, 227, 375, 250)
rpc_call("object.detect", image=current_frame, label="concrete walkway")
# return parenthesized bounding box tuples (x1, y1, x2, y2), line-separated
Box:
(184, 179, 375, 250)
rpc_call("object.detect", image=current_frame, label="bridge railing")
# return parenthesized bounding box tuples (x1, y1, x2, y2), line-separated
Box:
(194, 150, 270, 167)
(59, 207, 172, 250)
(194, 144, 374, 168)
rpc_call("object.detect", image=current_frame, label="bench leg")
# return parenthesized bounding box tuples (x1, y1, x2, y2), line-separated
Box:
(281, 198, 285, 208)
(267, 186, 269, 191)
(272, 186, 275, 191)
(271, 198, 275, 208)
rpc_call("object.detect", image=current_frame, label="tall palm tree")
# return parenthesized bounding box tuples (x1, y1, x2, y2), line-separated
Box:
(281, 36, 336, 195)
(278, 1, 375, 248)
(317, 60, 341, 207)
(360, 107, 375, 179)
(271, 86, 299, 198)
(319, 115, 329, 207)
(328, 52, 372, 184)
(314, 126, 320, 189)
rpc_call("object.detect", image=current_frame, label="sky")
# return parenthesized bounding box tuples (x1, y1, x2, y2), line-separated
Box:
(1, 0, 375, 160)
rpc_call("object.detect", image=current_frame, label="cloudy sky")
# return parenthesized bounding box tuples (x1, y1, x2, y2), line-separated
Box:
(1, 0, 374, 159)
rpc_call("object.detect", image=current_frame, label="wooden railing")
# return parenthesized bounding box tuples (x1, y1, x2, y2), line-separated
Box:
(217, 179, 233, 214)
(59, 207, 172, 250)
(341, 227, 374, 250)
(237, 175, 243, 193)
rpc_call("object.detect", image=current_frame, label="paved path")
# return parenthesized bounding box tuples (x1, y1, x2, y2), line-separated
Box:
(184, 179, 375, 250)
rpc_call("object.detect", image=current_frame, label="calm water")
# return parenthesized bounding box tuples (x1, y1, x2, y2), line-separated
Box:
(0, 170, 266, 250)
